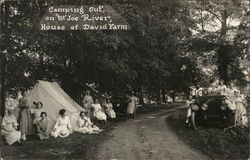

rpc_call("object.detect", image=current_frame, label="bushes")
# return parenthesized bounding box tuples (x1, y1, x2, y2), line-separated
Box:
(225, 125, 250, 144)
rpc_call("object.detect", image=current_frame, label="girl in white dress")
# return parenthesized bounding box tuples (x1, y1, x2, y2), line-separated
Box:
(74, 111, 102, 134)
(91, 99, 107, 121)
(51, 109, 72, 138)
(1, 109, 22, 145)
(104, 99, 116, 119)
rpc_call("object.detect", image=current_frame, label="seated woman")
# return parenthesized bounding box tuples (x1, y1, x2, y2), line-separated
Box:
(104, 99, 116, 119)
(91, 99, 107, 121)
(37, 112, 50, 140)
(75, 111, 102, 134)
(51, 109, 72, 138)
(1, 108, 22, 145)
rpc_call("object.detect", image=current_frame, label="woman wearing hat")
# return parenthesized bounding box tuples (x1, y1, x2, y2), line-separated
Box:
(1, 108, 22, 145)
(51, 109, 72, 138)
(75, 111, 102, 134)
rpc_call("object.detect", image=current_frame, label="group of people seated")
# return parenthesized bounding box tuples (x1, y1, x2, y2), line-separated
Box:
(186, 79, 248, 126)
(1, 90, 118, 146)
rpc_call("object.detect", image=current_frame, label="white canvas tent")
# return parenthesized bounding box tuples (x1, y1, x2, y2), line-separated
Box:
(27, 80, 83, 131)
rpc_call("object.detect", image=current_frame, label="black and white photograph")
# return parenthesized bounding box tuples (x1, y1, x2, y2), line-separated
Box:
(0, 0, 249, 159)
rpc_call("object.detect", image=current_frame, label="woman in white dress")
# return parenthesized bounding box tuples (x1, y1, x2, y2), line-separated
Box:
(1, 109, 22, 145)
(235, 92, 248, 126)
(104, 99, 116, 119)
(91, 99, 107, 121)
(83, 90, 93, 112)
(126, 91, 136, 118)
(75, 111, 102, 134)
(51, 109, 72, 138)
(225, 82, 237, 111)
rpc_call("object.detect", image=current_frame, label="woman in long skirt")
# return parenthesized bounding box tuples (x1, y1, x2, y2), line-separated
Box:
(51, 109, 72, 138)
(126, 91, 136, 118)
(91, 99, 107, 121)
(18, 91, 34, 140)
(104, 99, 116, 119)
(37, 112, 50, 140)
(1, 109, 22, 145)
(75, 111, 102, 134)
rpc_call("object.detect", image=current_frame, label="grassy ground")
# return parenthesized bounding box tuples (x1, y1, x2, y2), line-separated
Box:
(0, 118, 122, 160)
(165, 110, 250, 160)
(0, 104, 179, 160)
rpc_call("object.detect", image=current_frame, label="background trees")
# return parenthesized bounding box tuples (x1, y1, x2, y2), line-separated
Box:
(0, 0, 249, 111)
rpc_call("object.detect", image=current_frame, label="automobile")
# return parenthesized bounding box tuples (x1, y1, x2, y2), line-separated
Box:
(191, 95, 235, 128)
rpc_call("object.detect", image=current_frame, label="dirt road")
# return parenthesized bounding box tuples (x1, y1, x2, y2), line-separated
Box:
(94, 105, 209, 160)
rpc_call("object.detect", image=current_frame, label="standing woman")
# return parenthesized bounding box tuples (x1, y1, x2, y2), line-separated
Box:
(1, 108, 22, 145)
(18, 90, 34, 140)
(51, 109, 72, 138)
(83, 90, 93, 112)
(126, 91, 136, 119)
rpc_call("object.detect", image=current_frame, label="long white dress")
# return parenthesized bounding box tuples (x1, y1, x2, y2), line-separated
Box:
(104, 103, 116, 118)
(127, 96, 136, 114)
(75, 116, 101, 134)
(235, 97, 248, 126)
(83, 95, 93, 111)
(51, 116, 72, 138)
(92, 104, 107, 121)
(1, 115, 21, 145)
(225, 88, 237, 110)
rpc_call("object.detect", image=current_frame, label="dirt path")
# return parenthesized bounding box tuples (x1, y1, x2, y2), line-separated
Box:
(94, 106, 209, 160)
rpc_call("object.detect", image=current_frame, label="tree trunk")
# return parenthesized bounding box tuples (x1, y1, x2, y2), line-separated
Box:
(139, 85, 144, 104)
(217, 10, 229, 83)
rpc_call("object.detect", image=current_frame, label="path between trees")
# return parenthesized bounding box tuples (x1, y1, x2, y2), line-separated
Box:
(94, 105, 209, 160)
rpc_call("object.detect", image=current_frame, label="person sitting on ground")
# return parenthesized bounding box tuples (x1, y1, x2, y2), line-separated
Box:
(74, 111, 103, 134)
(1, 108, 22, 145)
(51, 109, 72, 138)
(91, 99, 107, 122)
(30, 102, 44, 126)
(37, 112, 50, 140)
(104, 99, 116, 119)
